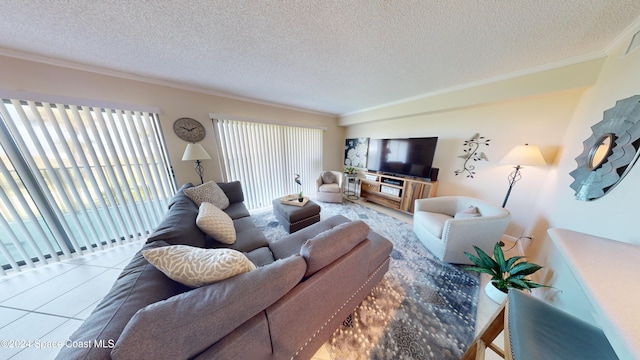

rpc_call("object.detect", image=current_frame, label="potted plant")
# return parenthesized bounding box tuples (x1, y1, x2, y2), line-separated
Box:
(344, 167, 356, 175)
(464, 242, 551, 303)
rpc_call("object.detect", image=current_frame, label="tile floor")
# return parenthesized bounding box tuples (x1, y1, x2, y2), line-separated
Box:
(0, 240, 145, 360)
(0, 197, 507, 360)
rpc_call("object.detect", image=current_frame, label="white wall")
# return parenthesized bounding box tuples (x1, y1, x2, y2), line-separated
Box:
(0, 55, 344, 187)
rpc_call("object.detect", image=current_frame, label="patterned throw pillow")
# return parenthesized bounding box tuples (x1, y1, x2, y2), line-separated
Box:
(142, 245, 256, 287)
(196, 202, 236, 244)
(183, 181, 230, 209)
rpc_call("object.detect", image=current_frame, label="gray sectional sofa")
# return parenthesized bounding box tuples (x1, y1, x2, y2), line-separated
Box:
(56, 181, 393, 360)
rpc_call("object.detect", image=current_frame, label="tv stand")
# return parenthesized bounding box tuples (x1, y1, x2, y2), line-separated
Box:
(360, 172, 438, 214)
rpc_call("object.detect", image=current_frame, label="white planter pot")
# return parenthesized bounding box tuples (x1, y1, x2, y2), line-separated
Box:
(484, 282, 508, 304)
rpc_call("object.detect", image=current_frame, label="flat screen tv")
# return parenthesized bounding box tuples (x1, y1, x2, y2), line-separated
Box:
(367, 137, 438, 179)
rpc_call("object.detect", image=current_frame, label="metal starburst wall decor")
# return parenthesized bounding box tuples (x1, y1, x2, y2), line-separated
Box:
(454, 133, 490, 178)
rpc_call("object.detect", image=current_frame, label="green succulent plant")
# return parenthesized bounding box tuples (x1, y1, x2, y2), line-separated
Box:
(464, 242, 550, 293)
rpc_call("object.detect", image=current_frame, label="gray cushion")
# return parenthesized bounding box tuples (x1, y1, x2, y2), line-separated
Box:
(146, 192, 206, 248)
(321, 171, 336, 184)
(205, 217, 270, 252)
(217, 181, 245, 204)
(223, 201, 251, 220)
(508, 289, 617, 360)
(300, 220, 369, 277)
(56, 241, 189, 360)
(111, 255, 307, 360)
(245, 246, 275, 267)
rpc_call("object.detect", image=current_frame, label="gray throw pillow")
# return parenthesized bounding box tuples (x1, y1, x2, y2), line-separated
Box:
(321, 171, 336, 184)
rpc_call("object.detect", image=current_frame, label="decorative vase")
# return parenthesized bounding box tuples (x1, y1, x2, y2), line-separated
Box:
(484, 282, 508, 304)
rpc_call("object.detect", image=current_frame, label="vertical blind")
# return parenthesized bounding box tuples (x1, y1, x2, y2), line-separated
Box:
(0, 98, 176, 274)
(213, 118, 323, 210)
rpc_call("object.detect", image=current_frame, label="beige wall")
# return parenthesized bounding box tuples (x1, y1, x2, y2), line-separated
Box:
(0, 55, 344, 186)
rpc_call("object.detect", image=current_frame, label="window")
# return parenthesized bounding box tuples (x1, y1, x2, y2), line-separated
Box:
(0, 97, 176, 274)
(213, 118, 323, 210)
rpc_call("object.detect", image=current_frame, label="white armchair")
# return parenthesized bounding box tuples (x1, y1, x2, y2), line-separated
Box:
(413, 196, 511, 264)
(316, 171, 344, 203)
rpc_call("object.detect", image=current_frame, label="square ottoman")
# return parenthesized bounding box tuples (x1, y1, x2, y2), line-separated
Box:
(272, 198, 321, 233)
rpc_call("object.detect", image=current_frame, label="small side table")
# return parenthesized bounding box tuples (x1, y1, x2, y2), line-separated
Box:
(343, 173, 358, 200)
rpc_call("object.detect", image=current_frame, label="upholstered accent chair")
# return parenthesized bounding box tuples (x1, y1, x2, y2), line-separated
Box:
(316, 171, 344, 203)
(413, 196, 511, 264)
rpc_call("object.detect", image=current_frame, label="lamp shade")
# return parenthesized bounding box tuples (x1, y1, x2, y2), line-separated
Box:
(182, 143, 211, 161)
(500, 144, 546, 166)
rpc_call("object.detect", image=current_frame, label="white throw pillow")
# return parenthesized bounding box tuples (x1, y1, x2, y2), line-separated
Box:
(142, 245, 256, 287)
(454, 205, 481, 219)
(196, 202, 236, 244)
(183, 181, 230, 209)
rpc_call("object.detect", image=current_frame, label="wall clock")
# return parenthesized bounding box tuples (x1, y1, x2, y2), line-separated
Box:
(173, 117, 206, 142)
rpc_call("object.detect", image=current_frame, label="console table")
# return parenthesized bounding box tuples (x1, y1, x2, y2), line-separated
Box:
(549, 228, 640, 359)
(359, 172, 437, 214)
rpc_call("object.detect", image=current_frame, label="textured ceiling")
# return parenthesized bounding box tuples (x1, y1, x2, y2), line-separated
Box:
(1, 1, 640, 115)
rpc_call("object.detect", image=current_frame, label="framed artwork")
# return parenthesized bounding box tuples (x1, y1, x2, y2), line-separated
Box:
(344, 138, 369, 168)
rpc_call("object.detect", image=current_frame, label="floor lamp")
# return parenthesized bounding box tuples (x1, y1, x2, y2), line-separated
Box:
(182, 143, 211, 184)
(500, 144, 546, 208)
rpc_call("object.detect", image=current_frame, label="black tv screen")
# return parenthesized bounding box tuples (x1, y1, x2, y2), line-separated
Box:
(367, 137, 438, 178)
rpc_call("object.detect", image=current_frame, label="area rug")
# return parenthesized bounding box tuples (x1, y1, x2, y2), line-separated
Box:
(251, 200, 479, 360)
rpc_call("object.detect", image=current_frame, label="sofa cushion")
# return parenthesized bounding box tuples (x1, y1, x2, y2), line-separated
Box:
(300, 220, 369, 277)
(223, 201, 251, 220)
(196, 202, 236, 244)
(414, 211, 452, 239)
(111, 255, 307, 360)
(321, 171, 336, 184)
(245, 246, 276, 267)
(56, 241, 189, 360)
(216, 181, 245, 204)
(319, 183, 341, 193)
(454, 205, 481, 219)
(146, 193, 206, 247)
(205, 217, 270, 252)
(143, 245, 255, 287)
(184, 181, 230, 209)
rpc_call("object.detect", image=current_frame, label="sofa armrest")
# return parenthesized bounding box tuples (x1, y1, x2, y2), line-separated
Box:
(300, 220, 369, 277)
(269, 215, 350, 260)
(441, 215, 511, 259)
(111, 255, 306, 360)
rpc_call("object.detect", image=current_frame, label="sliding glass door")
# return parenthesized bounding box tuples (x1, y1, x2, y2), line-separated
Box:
(0, 98, 176, 274)
(213, 118, 323, 210)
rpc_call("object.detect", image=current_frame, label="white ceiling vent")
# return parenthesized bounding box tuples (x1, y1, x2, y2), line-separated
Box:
(625, 30, 640, 55)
